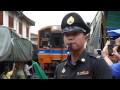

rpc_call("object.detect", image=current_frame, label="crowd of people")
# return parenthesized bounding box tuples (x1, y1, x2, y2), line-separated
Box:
(102, 37, 120, 79)
(0, 62, 33, 79)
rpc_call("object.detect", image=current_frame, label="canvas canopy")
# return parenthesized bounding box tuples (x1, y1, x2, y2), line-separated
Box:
(86, 13, 102, 53)
(106, 11, 120, 38)
(0, 26, 33, 62)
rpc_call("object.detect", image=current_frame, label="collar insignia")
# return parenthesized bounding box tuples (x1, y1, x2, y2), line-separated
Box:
(62, 68, 66, 73)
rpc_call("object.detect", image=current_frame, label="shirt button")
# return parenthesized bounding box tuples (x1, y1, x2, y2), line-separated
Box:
(81, 58, 85, 62)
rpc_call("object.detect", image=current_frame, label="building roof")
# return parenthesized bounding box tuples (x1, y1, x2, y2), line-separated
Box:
(16, 11, 35, 26)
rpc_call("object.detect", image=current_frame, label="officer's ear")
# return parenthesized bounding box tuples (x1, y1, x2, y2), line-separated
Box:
(86, 34, 90, 40)
(84, 33, 89, 42)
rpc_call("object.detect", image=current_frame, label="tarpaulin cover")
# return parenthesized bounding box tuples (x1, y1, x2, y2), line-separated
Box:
(0, 26, 33, 62)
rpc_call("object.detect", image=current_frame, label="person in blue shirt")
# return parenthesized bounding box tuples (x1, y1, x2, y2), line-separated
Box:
(102, 38, 120, 78)
(110, 62, 120, 78)
(102, 40, 119, 63)
(103, 49, 120, 78)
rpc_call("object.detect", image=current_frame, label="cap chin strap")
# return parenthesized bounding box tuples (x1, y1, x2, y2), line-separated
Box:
(63, 26, 86, 33)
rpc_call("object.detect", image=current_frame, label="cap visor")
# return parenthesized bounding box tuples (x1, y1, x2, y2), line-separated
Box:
(63, 29, 84, 33)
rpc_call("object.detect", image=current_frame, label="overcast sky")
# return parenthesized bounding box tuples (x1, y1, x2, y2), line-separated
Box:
(23, 11, 98, 34)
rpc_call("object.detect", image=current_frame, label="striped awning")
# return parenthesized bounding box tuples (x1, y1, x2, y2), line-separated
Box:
(106, 27, 120, 37)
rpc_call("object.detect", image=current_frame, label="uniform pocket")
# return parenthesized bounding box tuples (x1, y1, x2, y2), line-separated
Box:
(75, 74, 92, 79)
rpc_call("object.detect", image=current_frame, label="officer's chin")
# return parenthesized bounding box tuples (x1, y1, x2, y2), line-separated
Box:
(70, 45, 78, 50)
(70, 48, 79, 52)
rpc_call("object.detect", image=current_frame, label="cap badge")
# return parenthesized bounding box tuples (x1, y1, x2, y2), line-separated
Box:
(67, 16, 74, 25)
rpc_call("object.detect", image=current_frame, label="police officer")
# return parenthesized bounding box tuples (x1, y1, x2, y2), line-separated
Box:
(54, 12, 112, 79)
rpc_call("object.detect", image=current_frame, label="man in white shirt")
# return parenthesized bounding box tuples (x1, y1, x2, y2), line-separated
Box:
(24, 64, 33, 79)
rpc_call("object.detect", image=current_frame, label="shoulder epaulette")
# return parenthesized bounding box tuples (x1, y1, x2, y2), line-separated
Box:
(88, 52, 102, 59)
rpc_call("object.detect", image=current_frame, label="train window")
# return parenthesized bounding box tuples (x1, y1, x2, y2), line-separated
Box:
(39, 29, 51, 48)
(40, 31, 44, 38)
(50, 33, 63, 48)
(41, 41, 48, 46)
(40, 29, 51, 38)
(54, 37, 60, 46)
(40, 38, 50, 48)
(44, 31, 50, 38)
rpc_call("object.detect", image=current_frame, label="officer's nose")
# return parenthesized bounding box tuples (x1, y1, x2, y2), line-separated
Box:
(68, 36, 73, 41)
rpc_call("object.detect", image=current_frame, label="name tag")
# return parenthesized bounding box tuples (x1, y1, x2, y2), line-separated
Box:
(77, 71, 89, 76)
